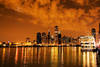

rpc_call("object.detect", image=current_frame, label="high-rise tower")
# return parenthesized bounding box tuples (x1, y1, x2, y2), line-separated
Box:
(37, 32, 42, 44)
(42, 32, 47, 44)
(91, 28, 96, 40)
(54, 26, 59, 44)
(58, 31, 62, 44)
(48, 30, 51, 44)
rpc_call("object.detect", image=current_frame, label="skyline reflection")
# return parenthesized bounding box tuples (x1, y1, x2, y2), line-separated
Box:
(82, 52, 97, 67)
(0, 47, 99, 67)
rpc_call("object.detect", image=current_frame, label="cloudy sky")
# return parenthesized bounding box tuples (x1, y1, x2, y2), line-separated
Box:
(0, 0, 100, 42)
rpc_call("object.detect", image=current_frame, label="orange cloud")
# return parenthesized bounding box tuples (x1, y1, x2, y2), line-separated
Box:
(0, 0, 100, 38)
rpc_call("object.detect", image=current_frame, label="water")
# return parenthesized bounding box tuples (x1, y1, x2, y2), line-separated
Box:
(0, 47, 100, 67)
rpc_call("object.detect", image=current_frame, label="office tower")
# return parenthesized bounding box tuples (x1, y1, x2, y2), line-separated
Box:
(91, 28, 96, 40)
(37, 32, 42, 44)
(54, 26, 59, 44)
(42, 32, 47, 44)
(51, 35, 54, 44)
(98, 23, 100, 43)
(48, 30, 51, 44)
(58, 31, 62, 44)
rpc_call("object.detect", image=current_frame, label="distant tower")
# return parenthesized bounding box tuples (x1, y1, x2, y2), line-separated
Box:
(37, 32, 42, 44)
(91, 28, 96, 40)
(54, 26, 59, 44)
(98, 23, 100, 44)
(58, 31, 62, 44)
(42, 32, 47, 44)
(48, 30, 51, 44)
(51, 35, 54, 44)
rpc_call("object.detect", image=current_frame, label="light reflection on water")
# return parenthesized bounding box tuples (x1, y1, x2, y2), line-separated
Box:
(0, 47, 100, 67)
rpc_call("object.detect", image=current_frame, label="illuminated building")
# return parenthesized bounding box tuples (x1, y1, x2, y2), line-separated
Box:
(47, 30, 51, 44)
(54, 26, 59, 44)
(24, 37, 32, 46)
(0, 42, 2, 46)
(62, 36, 71, 45)
(42, 32, 47, 44)
(37, 32, 42, 44)
(58, 31, 61, 44)
(91, 28, 96, 40)
(80, 36, 96, 51)
(2, 42, 6, 47)
(51, 35, 55, 44)
(97, 23, 100, 45)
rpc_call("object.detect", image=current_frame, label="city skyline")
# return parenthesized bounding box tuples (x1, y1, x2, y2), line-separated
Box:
(0, 1, 100, 67)
(0, 0, 100, 41)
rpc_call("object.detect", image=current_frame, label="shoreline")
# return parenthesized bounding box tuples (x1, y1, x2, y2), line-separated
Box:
(0, 45, 81, 48)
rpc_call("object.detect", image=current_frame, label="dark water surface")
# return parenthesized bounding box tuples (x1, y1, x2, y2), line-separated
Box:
(0, 47, 100, 67)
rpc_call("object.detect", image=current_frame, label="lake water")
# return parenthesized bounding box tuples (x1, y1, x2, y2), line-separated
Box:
(0, 47, 100, 67)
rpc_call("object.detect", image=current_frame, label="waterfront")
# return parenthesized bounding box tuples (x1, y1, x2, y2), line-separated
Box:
(0, 47, 100, 67)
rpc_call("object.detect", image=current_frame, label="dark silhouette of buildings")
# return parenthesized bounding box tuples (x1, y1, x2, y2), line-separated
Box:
(37, 32, 42, 44)
(36, 26, 75, 45)
(47, 30, 51, 44)
(58, 31, 62, 44)
(91, 28, 96, 40)
(62, 36, 72, 44)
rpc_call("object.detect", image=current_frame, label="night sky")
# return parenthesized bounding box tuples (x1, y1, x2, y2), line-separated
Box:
(0, 0, 100, 41)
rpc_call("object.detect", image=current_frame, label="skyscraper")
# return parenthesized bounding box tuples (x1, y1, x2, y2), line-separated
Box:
(98, 23, 100, 43)
(58, 31, 62, 44)
(91, 28, 96, 40)
(47, 30, 51, 44)
(54, 26, 59, 44)
(37, 32, 42, 44)
(42, 32, 47, 44)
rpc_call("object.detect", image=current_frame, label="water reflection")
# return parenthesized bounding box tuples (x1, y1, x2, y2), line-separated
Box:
(82, 52, 97, 67)
(0, 47, 99, 67)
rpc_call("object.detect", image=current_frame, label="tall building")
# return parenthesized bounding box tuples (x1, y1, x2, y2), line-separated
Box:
(47, 30, 51, 44)
(37, 32, 42, 44)
(42, 32, 47, 44)
(51, 35, 54, 44)
(58, 31, 62, 44)
(54, 26, 59, 44)
(91, 28, 96, 40)
(98, 23, 100, 43)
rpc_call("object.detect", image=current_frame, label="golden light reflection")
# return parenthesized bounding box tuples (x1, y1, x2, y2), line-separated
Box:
(21, 47, 24, 64)
(23, 47, 34, 64)
(15, 48, 18, 64)
(2, 48, 5, 64)
(51, 47, 58, 64)
(43, 47, 46, 64)
(0, 47, 99, 67)
(82, 52, 97, 67)
(61, 47, 64, 64)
